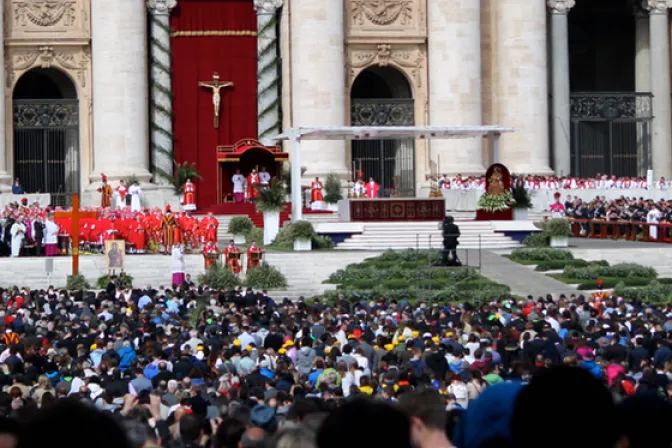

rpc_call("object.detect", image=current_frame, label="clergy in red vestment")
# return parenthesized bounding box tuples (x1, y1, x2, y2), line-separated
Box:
(223, 240, 241, 275)
(310, 177, 324, 211)
(116, 180, 128, 210)
(133, 217, 147, 254)
(365, 177, 380, 198)
(246, 169, 260, 201)
(97, 174, 113, 208)
(183, 179, 196, 211)
(202, 212, 218, 244)
(202, 241, 220, 270)
(246, 241, 264, 271)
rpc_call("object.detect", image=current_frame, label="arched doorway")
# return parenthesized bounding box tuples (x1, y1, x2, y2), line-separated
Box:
(351, 66, 415, 197)
(13, 68, 79, 206)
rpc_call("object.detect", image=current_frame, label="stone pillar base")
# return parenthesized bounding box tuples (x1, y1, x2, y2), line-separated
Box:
(0, 172, 13, 193)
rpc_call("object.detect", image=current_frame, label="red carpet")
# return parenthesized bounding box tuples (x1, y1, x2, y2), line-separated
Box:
(197, 203, 291, 228)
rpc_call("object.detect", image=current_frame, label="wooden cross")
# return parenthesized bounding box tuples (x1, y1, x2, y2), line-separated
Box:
(53, 194, 97, 275)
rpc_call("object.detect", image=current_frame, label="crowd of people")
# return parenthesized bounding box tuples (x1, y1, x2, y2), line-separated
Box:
(0, 199, 220, 258)
(439, 173, 672, 191)
(0, 280, 667, 447)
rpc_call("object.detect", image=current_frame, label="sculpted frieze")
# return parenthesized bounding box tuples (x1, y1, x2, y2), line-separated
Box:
(349, 44, 425, 87)
(6, 0, 90, 39)
(348, 0, 425, 37)
(14, 0, 77, 27)
(6, 45, 91, 89)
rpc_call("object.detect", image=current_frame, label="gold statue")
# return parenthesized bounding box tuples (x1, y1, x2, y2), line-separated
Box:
(487, 166, 505, 195)
(198, 73, 233, 129)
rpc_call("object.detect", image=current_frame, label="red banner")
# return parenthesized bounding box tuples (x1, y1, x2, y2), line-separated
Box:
(171, 0, 258, 209)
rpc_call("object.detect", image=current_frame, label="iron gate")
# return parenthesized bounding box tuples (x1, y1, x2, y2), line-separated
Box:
(351, 99, 415, 197)
(13, 100, 79, 207)
(570, 92, 652, 177)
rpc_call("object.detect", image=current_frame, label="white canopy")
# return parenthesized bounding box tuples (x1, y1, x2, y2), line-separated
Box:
(270, 125, 515, 222)
(271, 125, 515, 141)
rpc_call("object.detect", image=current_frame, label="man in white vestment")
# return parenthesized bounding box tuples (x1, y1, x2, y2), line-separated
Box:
(10, 215, 26, 258)
(43, 213, 60, 257)
(259, 167, 271, 187)
(647, 206, 662, 240)
(129, 181, 142, 212)
(232, 169, 246, 203)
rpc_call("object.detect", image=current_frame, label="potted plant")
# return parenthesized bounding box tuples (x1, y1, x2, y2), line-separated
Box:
(476, 190, 514, 212)
(510, 185, 533, 220)
(288, 220, 315, 251)
(323, 173, 343, 212)
(227, 216, 254, 245)
(543, 218, 572, 248)
(255, 178, 285, 245)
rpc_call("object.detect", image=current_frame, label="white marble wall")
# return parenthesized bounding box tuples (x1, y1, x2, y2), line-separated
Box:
(496, 0, 552, 174)
(428, 0, 484, 175)
(290, 0, 347, 178)
(90, 1, 151, 183)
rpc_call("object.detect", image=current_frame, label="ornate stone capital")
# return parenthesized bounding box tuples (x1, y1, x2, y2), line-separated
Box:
(643, 0, 672, 13)
(254, 0, 283, 15)
(547, 0, 575, 14)
(147, 0, 177, 15)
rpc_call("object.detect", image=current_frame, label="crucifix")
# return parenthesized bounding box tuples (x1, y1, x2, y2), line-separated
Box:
(199, 72, 234, 129)
(53, 194, 97, 275)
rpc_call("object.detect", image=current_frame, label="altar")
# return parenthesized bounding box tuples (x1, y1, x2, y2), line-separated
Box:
(338, 198, 445, 222)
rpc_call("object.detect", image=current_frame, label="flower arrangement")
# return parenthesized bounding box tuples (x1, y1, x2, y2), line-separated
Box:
(477, 191, 514, 212)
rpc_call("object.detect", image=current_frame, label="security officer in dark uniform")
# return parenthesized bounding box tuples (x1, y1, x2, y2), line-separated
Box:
(438, 215, 461, 266)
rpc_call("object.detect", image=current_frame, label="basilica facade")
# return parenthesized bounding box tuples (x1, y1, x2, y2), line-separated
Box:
(0, 0, 667, 208)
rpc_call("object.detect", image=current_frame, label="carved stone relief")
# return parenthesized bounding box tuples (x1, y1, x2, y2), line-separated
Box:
(347, 0, 426, 37)
(348, 44, 425, 88)
(5, 45, 91, 90)
(6, 0, 90, 39)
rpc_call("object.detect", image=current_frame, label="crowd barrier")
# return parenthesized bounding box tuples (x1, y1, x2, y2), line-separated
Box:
(568, 218, 671, 243)
(443, 189, 671, 212)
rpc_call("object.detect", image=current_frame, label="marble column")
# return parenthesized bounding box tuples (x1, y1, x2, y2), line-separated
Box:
(428, 0, 483, 175)
(496, 0, 552, 174)
(635, 4, 650, 174)
(645, 0, 672, 178)
(91, 0, 151, 182)
(548, 0, 574, 177)
(290, 0, 347, 178)
(255, 0, 283, 145)
(0, 2, 11, 192)
(147, 0, 177, 185)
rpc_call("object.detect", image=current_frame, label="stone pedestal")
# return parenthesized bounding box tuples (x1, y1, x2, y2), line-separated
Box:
(91, 0, 152, 184)
(496, 0, 552, 174)
(548, 0, 574, 177)
(428, 0, 484, 175)
(646, 1, 672, 178)
(290, 0, 347, 178)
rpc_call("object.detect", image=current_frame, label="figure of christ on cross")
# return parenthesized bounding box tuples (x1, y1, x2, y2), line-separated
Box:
(53, 194, 97, 275)
(198, 72, 234, 129)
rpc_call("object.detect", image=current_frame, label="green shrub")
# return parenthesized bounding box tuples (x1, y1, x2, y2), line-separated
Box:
(244, 262, 287, 290)
(197, 263, 241, 290)
(66, 274, 90, 291)
(534, 259, 608, 272)
(577, 277, 652, 290)
(271, 221, 317, 249)
(613, 281, 672, 303)
(510, 248, 574, 262)
(228, 217, 255, 235)
(511, 185, 533, 209)
(563, 263, 657, 281)
(96, 273, 134, 289)
(324, 173, 344, 204)
(245, 227, 263, 246)
(523, 232, 550, 247)
(538, 218, 572, 237)
(312, 235, 335, 249)
(658, 278, 672, 285)
(255, 178, 285, 213)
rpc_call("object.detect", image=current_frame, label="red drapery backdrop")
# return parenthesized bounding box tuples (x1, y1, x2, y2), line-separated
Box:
(171, 0, 257, 210)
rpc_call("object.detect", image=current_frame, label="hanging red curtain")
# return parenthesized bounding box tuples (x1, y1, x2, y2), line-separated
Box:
(171, 0, 257, 210)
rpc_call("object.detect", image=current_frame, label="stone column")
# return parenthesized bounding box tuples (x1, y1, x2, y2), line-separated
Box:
(255, 0, 283, 145)
(645, 0, 672, 178)
(548, 0, 574, 177)
(496, 0, 552, 174)
(290, 0, 347, 178)
(147, 0, 177, 185)
(428, 0, 483, 175)
(91, 0, 151, 182)
(0, 2, 11, 192)
(635, 4, 650, 174)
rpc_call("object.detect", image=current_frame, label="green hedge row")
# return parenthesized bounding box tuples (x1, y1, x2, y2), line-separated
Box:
(534, 259, 609, 272)
(562, 263, 658, 281)
(510, 248, 574, 262)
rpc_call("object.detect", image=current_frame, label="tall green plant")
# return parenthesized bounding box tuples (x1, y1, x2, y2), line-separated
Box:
(510, 185, 533, 209)
(324, 173, 343, 204)
(255, 178, 286, 213)
(197, 263, 241, 290)
(155, 160, 202, 196)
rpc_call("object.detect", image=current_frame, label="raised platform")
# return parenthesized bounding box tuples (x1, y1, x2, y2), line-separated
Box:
(337, 198, 445, 222)
(198, 203, 291, 228)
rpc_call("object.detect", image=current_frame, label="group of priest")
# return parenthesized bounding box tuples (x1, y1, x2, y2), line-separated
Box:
(439, 174, 672, 191)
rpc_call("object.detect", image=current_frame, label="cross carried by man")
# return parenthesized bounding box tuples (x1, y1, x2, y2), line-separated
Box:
(54, 194, 97, 275)
(199, 72, 233, 129)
